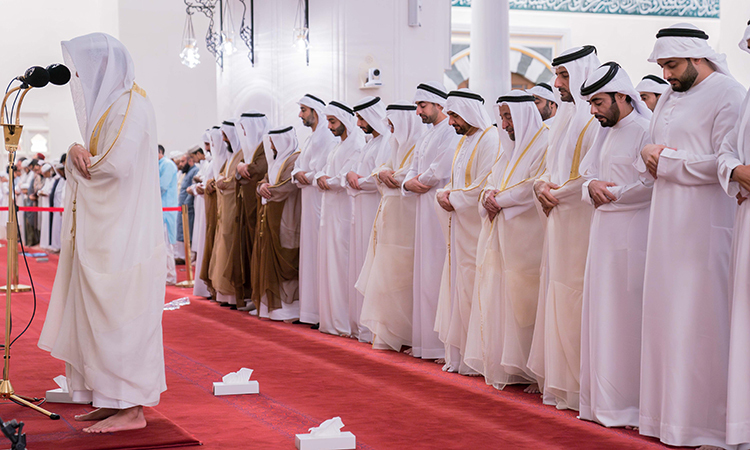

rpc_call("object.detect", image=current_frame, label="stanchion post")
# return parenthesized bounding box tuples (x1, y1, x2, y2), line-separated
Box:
(175, 204, 194, 288)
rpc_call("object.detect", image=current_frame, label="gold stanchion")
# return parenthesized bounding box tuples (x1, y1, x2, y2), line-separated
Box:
(175, 204, 194, 288)
(0, 86, 59, 419)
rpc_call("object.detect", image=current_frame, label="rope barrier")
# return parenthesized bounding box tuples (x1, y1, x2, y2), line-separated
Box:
(0, 206, 183, 212)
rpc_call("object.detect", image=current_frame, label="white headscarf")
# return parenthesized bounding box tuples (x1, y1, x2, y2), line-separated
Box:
(413, 81, 449, 107)
(353, 96, 390, 137)
(42, 163, 54, 174)
(324, 101, 365, 145)
(298, 93, 328, 125)
(495, 90, 544, 155)
(237, 112, 269, 162)
(581, 62, 652, 118)
(62, 33, 135, 146)
(547, 45, 600, 184)
(445, 89, 492, 130)
(740, 21, 750, 55)
(215, 121, 238, 178)
(648, 23, 732, 77)
(635, 75, 670, 95)
(261, 126, 299, 205)
(527, 83, 556, 103)
(201, 129, 212, 151)
(385, 102, 426, 172)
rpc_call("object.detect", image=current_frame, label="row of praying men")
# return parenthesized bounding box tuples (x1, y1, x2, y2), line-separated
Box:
(178, 21, 750, 449)
(8, 155, 66, 252)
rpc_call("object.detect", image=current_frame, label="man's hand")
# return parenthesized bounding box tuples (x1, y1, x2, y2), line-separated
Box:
(404, 176, 431, 194)
(317, 176, 331, 191)
(482, 189, 501, 219)
(737, 191, 747, 206)
(258, 183, 272, 199)
(534, 180, 560, 215)
(587, 180, 617, 208)
(641, 144, 667, 179)
(196, 185, 205, 195)
(69, 143, 92, 179)
(294, 172, 311, 186)
(437, 190, 454, 212)
(237, 163, 251, 180)
(378, 169, 399, 189)
(346, 171, 361, 190)
(731, 164, 750, 194)
(216, 177, 231, 191)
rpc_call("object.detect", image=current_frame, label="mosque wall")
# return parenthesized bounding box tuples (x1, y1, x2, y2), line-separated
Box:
(215, 0, 452, 143)
(452, 0, 750, 94)
(0, 0, 119, 162)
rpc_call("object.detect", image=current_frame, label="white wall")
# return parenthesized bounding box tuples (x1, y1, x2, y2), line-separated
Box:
(452, 1, 750, 89)
(118, 0, 217, 155)
(0, 0, 119, 161)
(217, 0, 452, 142)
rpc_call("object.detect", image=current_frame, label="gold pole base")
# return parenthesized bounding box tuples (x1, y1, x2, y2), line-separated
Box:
(0, 284, 31, 293)
(0, 380, 60, 419)
(175, 280, 194, 288)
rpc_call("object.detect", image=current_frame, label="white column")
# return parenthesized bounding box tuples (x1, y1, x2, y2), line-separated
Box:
(469, 0, 511, 104)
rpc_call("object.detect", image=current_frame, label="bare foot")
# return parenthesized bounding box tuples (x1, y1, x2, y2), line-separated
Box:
(697, 446, 724, 450)
(403, 348, 413, 356)
(465, 373, 482, 377)
(75, 408, 118, 422)
(625, 426, 639, 431)
(434, 358, 445, 365)
(83, 406, 146, 433)
(524, 383, 541, 394)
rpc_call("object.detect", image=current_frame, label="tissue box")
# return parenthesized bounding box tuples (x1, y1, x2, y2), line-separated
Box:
(45, 388, 88, 404)
(212, 380, 259, 396)
(295, 432, 356, 450)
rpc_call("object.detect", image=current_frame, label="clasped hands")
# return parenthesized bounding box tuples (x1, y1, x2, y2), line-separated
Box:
(403, 175, 431, 194)
(377, 169, 399, 189)
(640, 144, 666, 179)
(534, 180, 559, 217)
(587, 180, 617, 208)
(258, 182, 272, 199)
(482, 189, 501, 221)
(69, 143, 93, 180)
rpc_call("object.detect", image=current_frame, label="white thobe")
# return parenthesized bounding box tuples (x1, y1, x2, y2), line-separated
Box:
(435, 126, 500, 374)
(464, 125, 548, 388)
(316, 138, 363, 336)
(639, 72, 745, 448)
(718, 88, 750, 448)
(347, 132, 391, 342)
(578, 112, 652, 427)
(191, 159, 211, 298)
(527, 108, 598, 411)
(404, 119, 459, 359)
(38, 89, 166, 408)
(357, 137, 419, 352)
(39, 176, 55, 250)
(293, 131, 336, 325)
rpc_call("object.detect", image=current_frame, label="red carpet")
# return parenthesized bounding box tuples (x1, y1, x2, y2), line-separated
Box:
(0, 243, 683, 449)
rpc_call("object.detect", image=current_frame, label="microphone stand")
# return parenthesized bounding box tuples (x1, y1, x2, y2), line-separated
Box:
(0, 85, 59, 420)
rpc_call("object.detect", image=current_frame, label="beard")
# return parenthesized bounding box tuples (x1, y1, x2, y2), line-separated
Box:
(669, 60, 699, 92)
(559, 87, 573, 103)
(331, 123, 346, 137)
(595, 100, 620, 128)
(360, 124, 374, 134)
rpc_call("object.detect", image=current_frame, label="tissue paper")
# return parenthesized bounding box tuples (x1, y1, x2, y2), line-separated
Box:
(308, 417, 344, 437)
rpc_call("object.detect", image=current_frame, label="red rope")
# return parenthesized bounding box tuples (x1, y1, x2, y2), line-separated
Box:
(0, 206, 183, 212)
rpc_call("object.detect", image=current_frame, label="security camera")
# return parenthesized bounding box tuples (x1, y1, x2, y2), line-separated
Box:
(365, 68, 382, 87)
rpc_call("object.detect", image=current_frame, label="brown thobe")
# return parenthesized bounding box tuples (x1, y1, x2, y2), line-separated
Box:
(233, 143, 268, 303)
(250, 152, 301, 312)
(208, 151, 243, 302)
(199, 180, 218, 294)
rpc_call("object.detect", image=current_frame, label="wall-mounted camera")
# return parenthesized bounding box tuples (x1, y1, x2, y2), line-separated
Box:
(364, 68, 382, 88)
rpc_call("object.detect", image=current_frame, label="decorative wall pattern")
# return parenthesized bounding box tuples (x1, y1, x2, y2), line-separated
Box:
(451, 0, 720, 18)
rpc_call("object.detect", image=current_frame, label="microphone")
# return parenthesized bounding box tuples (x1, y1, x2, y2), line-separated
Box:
(46, 64, 71, 86)
(16, 66, 49, 88)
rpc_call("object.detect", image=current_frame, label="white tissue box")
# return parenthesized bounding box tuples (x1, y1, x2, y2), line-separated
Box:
(295, 432, 356, 450)
(212, 381, 259, 396)
(45, 388, 88, 404)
